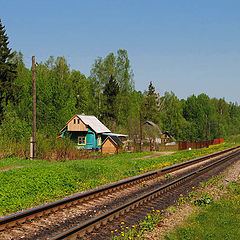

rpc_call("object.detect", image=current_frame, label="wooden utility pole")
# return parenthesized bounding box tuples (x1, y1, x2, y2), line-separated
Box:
(30, 56, 36, 159)
(205, 114, 208, 140)
(140, 112, 143, 152)
(208, 121, 211, 141)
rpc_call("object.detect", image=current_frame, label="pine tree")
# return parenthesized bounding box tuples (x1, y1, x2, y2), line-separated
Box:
(102, 75, 119, 121)
(147, 81, 156, 96)
(141, 81, 159, 123)
(0, 19, 17, 123)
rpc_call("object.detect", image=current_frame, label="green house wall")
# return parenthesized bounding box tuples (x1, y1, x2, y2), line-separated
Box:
(62, 127, 101, 149)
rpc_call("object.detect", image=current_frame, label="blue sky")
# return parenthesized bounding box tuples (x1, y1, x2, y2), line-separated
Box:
(1, 0, 240, 103)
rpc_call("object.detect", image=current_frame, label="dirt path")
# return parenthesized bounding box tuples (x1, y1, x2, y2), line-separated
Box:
(134, 152, 175, 160)
(0, 166, 24, 172)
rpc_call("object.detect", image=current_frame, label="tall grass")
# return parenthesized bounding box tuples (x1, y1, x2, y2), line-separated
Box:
(0, 135, 101, 160)
(226, 134, 240, 143)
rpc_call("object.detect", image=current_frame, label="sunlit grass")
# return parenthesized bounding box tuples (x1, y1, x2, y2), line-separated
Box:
(166, 181, 240, 240)
(0, 142, 238, 216)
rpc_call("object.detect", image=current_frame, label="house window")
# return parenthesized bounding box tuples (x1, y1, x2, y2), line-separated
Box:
(78, 119, 80, 124)
(74, 119, 76, 124)
(78, 136, 86, 145)
(97, 136, 101, 146)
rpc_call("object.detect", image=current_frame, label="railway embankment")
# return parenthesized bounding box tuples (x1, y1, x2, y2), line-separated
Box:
(134, 158, 240, 240)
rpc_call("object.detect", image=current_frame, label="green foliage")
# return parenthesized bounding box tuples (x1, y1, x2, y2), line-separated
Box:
(182, 94, 205, 141)
(102, 75, 119, 122)
(115, 49, 134, 93)
(159, 91, 186, 140)
(194, 196, 213, 206)
(0, 133, 102, 161)
(141, 81, 159, 124)
(36, 57, 76, 134)
(166, 175, 240, 240)
(1, 18, 240, 144)
(0, 104, 31, 140)
(89, 49, 135, 130)
(0, 55, 77, 139)
(166, 205, 176, 213)
(0, 19, 17, 123)
(139, 213, 160, 232)
(70, 70, 93, 114)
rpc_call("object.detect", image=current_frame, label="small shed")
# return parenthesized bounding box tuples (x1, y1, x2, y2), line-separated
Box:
(101, 136, 122, 154)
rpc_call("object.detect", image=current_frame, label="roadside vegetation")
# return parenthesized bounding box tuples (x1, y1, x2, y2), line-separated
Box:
(0, 141, 238, 216)
(0, 135, 102, 160)
(165, 178, 240, 240)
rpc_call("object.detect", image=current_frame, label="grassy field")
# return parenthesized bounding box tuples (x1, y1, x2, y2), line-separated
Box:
(0, 142, 238, 216)
(165, 180, 240, 240)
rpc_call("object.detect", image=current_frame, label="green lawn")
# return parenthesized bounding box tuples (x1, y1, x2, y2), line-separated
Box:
(0, 142, 237, 216)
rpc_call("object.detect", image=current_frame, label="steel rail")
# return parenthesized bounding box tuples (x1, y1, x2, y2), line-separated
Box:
(0, 145, 239, 231)
(50, 149, 240, 240)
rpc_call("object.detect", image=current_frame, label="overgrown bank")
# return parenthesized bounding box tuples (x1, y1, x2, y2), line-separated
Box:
(0, 142, 237, 216)
(163, 164, 240, 240)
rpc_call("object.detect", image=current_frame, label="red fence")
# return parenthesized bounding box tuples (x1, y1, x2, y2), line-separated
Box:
(178, 138, 224, 150)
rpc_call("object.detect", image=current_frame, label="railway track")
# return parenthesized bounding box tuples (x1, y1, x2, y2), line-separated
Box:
(0, 146, 240, 239)
(49, 148, 240, 240)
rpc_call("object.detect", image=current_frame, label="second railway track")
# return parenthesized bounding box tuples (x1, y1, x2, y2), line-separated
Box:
(1, 146, 240, 239)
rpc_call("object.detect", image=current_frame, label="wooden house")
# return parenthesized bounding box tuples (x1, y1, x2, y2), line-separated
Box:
(143, 121, 174, 145)
(143, 120, 162, 144)
(59, 114, 127, 152)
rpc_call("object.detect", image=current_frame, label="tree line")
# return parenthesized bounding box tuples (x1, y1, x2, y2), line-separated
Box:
(1, 19, 240, 143)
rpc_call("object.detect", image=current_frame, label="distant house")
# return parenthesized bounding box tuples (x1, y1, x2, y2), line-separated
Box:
(144, 121, 161, 130)
(161, 131, 173, 143)
(143, 121, 174, 144)
(143, 120, 162, 143)
(59, 114, 127, 153)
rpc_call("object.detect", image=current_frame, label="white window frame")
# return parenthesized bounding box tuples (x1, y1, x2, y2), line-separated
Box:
(97, 136, 101, 146)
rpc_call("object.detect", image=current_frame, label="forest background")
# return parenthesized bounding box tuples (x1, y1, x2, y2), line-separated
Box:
(1, 19, 240, 158)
